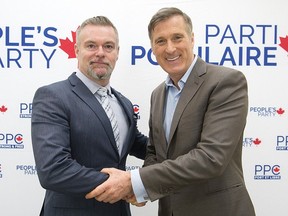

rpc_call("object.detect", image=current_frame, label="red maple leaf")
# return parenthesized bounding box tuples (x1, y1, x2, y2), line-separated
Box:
(279, 35, 288, 52)
(273, 166, 280, 173)
(59, 28, 77, 58)
(16, 135, 23, 142)
(0, 105, 8, 113)
(276, 108, 285, 115)
(133, 106, 139, 113)
(253, 138, 261, 146)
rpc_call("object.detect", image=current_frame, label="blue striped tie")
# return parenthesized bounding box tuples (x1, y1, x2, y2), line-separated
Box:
(97, 87, 120, 153)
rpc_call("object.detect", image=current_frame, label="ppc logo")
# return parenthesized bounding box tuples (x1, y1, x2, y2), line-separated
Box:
(0, 133, 24, 149)
(19, 102, 32, 118)
(133, 104, 140, 120)
(276, 135, 288, 151)
(254, 164, 281, 180)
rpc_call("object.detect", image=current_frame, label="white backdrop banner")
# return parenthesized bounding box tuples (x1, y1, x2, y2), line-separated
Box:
(1, 0, 287, 215)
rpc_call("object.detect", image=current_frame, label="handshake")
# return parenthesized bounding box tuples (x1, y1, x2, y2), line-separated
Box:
(85, 168, 147, 207)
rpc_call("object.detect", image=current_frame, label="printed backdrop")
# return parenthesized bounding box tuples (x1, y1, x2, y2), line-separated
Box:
(1, 0, 287, 215)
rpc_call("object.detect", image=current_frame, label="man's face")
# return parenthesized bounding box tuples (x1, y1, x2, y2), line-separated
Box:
(151, 15, 194, 82)
(75, 24, 119, 84)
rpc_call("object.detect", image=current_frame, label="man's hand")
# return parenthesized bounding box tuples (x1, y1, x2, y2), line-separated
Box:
(85, 168, 133, 203)
(124, 194, 147, 207)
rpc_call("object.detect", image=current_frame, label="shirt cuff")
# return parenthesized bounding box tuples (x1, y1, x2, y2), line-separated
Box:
(130, 169, 150, 203)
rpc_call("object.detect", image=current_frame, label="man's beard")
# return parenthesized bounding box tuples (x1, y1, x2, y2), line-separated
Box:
(87, 65, 112, 80)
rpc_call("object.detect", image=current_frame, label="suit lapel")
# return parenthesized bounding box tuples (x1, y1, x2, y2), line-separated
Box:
(168, 58, 206, 144)
(154, 83, 169, 152)
(68, 73, 119, 154)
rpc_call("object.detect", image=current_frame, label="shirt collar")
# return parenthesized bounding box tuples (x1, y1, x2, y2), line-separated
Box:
(75, 70, 112, 95)
(165, 55, 198, 90)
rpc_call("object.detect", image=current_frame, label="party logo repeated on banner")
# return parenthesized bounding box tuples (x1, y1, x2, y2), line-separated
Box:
(0, 133, 24, 149)
(249, 107, 285, 117)
(276, 134, 288, 151)
(243, 137, 262, 147)
(254, 164, 281, 180)
(19, 102, 32, 118)
(16, 165, 37, 175)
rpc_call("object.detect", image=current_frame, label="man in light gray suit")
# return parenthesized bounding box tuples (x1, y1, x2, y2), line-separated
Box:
(85, 7, 256, 216)
(31, 16, 147, 216)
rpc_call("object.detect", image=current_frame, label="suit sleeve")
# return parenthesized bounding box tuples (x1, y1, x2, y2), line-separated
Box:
(140, 69, 248, 201)
(31, 86, 108, 196)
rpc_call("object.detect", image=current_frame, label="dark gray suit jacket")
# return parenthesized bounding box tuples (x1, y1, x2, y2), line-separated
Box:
(140, 57, 255, 216)
(31, 73, 147, 216)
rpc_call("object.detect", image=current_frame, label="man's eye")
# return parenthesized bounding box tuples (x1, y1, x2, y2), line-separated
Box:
(87, 44, 96, 50)
(155, 39, 165, 45)
(104, 44, 114, 52)
(173, 35, 183, 41)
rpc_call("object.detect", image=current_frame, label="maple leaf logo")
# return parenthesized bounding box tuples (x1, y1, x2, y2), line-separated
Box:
(273, 166, 280, 173)
(133, 105, 139, 114)
(16, 135, 23, 142)
(276, 108, 285, 115)
(59, 28, 78, 58)
(279, 35, 288, 52)
(0, 105, 8, 113)
(133, 104, 140, 120)
(253, 138, 261, 146)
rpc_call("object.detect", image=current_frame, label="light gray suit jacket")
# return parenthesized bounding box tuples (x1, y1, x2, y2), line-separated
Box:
(140, 57, 255, 216)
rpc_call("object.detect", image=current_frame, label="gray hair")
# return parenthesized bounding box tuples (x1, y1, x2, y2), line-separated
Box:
(76, 16, 119, 45)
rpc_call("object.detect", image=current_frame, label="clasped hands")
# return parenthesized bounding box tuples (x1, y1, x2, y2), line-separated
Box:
(85, 168, 146, 207)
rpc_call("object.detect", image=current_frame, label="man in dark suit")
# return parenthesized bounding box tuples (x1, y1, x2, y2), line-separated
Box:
(85, 7, 256, 216)
(31, 16, 147, 216)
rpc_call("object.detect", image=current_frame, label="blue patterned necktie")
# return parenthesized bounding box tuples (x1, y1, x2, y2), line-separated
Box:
(97, 87, 120, 153)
